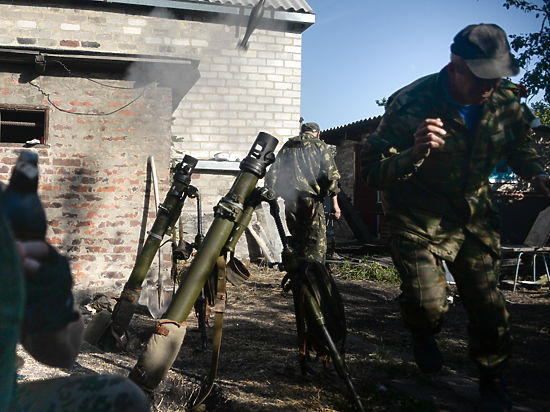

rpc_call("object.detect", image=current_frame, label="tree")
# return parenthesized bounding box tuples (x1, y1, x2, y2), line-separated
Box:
(532, 101, 550, 125)
(503, 1, 549, 105)
(375, 97, 388, 108)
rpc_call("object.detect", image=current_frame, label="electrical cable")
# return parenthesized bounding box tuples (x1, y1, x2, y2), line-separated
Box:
(28, 80, 146, 116)
(52, 59, 138, 90)
(27, 58, 147, 116)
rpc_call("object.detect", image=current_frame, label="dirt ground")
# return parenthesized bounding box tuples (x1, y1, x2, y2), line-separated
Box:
(17, 255, 550, 412)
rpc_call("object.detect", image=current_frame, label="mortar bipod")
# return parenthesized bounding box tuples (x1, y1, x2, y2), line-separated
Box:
(267, 194, 365, 412)
(189, 186, 274, 409)
(187, 188, 210, 351)
(170, 186, 209, 351)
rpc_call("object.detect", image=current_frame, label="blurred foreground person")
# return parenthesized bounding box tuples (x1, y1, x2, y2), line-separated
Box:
(361, 23, 550, 411)
(265, 122, 341, 264)
(0, 166, 149, 412)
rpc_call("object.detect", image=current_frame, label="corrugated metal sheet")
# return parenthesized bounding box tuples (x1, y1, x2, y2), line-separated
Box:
(191, 0, 313, 13)
(320, 116, 382, 144)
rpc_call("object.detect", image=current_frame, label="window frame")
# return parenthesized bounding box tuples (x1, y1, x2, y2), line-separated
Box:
(0, 104, 49, 146)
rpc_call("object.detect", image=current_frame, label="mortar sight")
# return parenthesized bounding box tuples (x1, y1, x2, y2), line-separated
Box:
(239, 131, 278, 177)
(173, 155, 198, 184)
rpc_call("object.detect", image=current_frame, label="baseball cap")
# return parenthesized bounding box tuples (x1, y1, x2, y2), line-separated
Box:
(301, 122, 320, 133)
(450, 23, 519, 79)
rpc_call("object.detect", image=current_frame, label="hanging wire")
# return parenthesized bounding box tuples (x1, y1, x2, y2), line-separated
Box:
(52, 59, 138, 90)
(27, 58, 148, 116)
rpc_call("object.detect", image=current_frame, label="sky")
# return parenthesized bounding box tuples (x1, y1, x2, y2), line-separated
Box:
(300, 0, 545, 131)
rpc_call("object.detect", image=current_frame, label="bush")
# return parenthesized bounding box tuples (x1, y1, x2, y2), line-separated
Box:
(333, 256, 400, 284)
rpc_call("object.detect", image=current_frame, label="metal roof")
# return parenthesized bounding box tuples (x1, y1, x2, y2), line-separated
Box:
(88, 0, 312, 14)
(86, 0, 314, 27)
(320, 117, 382, 145)
(194, 0, 313, 13)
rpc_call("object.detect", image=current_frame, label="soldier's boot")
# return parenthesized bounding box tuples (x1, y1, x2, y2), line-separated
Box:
(412, 333, 442, 373)
(478, 369, 512, 412)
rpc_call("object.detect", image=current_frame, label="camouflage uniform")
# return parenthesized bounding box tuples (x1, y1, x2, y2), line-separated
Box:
(361, 68, 545, 371)
(265, 132, 340, 263)
(0, 207, 24, 412)
(13, 375, 149, 412)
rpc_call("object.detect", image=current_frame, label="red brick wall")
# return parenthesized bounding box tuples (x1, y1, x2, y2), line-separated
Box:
(0, 74, 173, 292)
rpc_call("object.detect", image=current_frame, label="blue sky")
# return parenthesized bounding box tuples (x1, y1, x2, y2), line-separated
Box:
(300, 0, 544, 130)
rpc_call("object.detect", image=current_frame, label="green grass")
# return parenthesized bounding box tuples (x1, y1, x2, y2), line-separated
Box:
(332, 256, 400, 284)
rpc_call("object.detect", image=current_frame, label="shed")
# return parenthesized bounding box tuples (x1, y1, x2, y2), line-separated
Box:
(0, 0, 314, 292)
(320, 116, 382, 239)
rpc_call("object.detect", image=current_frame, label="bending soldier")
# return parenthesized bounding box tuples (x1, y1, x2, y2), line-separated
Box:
(361, 23, 550, 411)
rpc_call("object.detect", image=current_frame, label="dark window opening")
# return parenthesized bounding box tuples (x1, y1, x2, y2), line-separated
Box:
(0, 106, 48, 145)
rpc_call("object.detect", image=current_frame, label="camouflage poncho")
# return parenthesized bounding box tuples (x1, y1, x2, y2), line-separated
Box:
(361, 67, 545, 259)
(265, 133, 340, 201)
(265, 132, 340, 262)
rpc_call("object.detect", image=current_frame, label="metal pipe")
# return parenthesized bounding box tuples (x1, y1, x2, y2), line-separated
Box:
(0, 120, 42, 127)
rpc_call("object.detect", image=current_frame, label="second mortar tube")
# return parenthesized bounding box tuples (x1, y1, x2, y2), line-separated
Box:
(130, 132, 278, 390)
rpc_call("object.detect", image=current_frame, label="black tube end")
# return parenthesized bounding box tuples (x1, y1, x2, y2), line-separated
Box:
(239, 132, 279, 177)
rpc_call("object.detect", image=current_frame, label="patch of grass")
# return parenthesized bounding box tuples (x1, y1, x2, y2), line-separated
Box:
(333, 256, 400, 285)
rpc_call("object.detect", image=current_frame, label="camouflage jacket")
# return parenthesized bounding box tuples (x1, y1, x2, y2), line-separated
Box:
(0, 206, 24, 411)
(361, 68, 545, 259)
(265, 133, 340, 202)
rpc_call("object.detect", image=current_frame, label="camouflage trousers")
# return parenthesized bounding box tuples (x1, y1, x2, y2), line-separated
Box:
(389, 232, 512, 371)
(285, 196, 327, 264)
(12, 374, 150, 412)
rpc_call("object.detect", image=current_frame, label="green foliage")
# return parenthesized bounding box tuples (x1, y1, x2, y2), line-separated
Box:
(503, 0, 550, 104)
(376, 97, 389, 108)
(532, 101, 550, 125)
(333, 256, 400, 284)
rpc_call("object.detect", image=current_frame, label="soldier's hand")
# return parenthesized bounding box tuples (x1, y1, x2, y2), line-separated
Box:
(333, 205, 341, 220)
(532, 174, 550, 200)
(16, 240, 50, 279)
(412, 118, 446, 162)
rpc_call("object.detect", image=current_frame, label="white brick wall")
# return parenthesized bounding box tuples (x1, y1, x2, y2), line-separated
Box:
(0, 6, 303, 150)
(0, 2, 307, 264)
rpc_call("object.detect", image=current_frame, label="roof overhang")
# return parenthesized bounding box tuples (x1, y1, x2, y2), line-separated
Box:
(0, 46, 201, 110)
(0, 46, 199, 73)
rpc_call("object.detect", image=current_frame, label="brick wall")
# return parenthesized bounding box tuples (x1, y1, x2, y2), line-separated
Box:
(0, 74, 172, 291)
(0, 2, 307, 292)
(0, 2, 303, 154)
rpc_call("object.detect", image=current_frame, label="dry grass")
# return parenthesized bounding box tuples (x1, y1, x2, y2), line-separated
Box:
(16, 259, 550, 411)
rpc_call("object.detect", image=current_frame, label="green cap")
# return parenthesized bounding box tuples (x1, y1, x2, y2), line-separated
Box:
(450, 23, 519, 79)
(301, 122, 320, 133)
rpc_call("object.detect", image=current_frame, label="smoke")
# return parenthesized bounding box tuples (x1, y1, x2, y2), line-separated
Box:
(120, 3, 281, 113)
(123, 7, 201, 112)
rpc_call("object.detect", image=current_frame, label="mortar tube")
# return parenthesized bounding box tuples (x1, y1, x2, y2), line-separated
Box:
(131, 132, 277, 390)
(106, 156, 197, 340)
(164, 172, 259, 323)
(124, 157, 196, 293)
